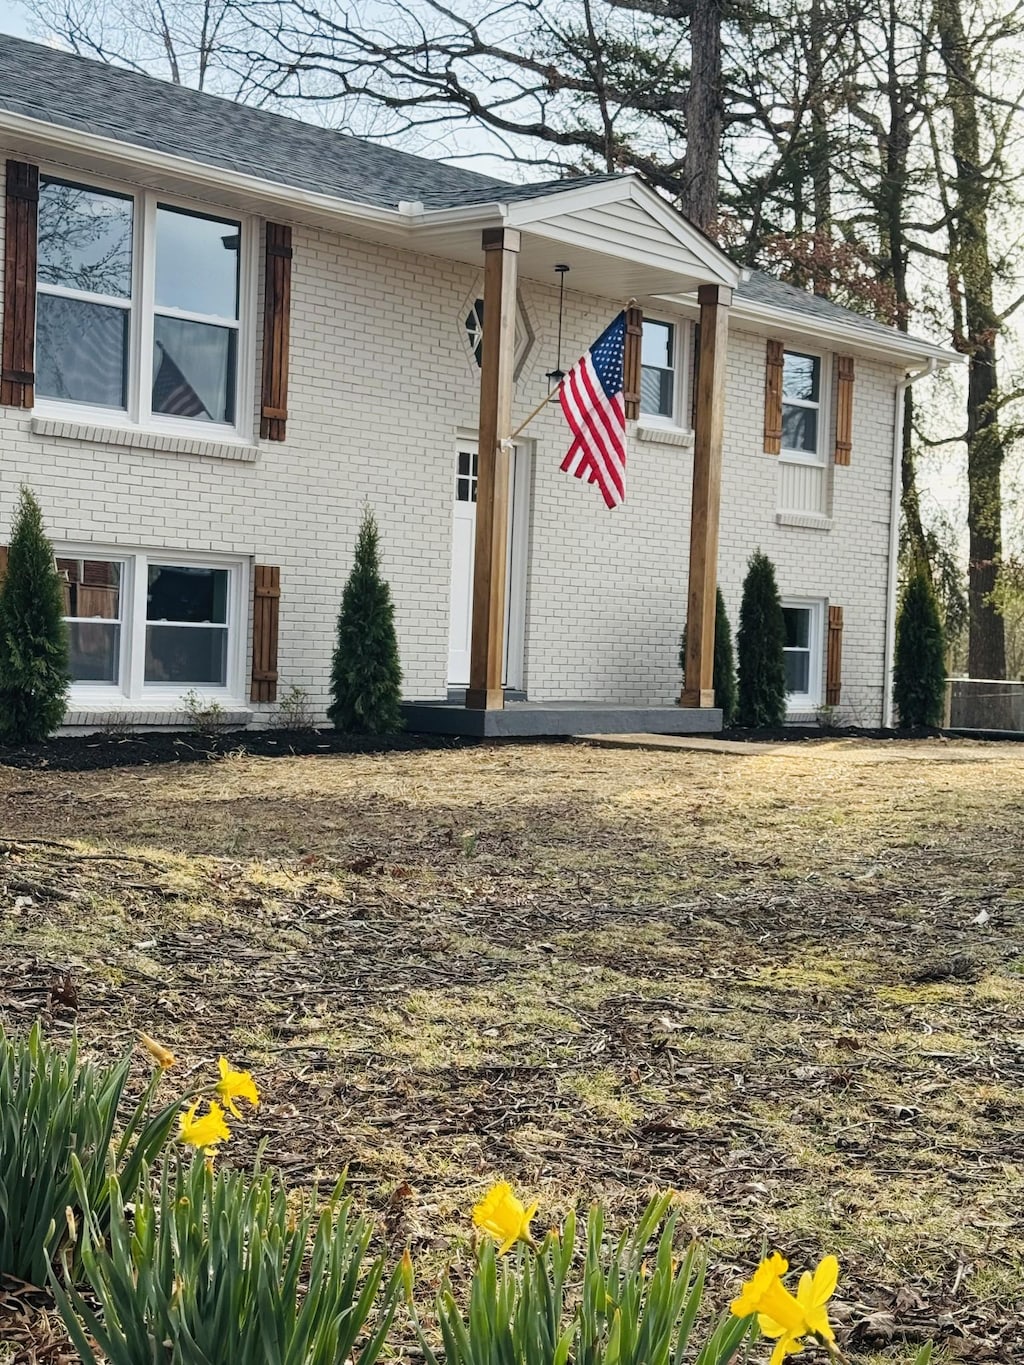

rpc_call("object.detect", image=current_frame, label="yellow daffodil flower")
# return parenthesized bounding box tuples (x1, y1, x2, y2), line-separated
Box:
(731, 1253, 839, 1365)
(472, 1181, 538, 1254)
(178, 1099, 231, 1152)
(215, 1057, 260, 1118)
(137, 1031, 176, 1069)
(795, 1255, 839, 1347)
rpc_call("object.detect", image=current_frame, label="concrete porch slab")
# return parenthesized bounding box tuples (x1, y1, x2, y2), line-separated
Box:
(401, 701, 722, 738)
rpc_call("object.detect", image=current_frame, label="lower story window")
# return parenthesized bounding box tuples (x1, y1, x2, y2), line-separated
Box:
(58, 548, 242, 701)
(781, 599, 824, 709)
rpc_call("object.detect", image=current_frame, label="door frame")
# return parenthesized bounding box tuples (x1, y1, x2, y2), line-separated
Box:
(449, 429, 531, 692)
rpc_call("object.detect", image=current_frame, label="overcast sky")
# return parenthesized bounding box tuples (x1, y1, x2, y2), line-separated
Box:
(0, 2, 30, 36)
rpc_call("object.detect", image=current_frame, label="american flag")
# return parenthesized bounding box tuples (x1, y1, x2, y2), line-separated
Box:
(559, 312, 627, 509)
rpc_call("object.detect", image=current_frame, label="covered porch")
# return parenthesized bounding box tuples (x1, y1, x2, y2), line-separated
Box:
(402, 178, 740, 738)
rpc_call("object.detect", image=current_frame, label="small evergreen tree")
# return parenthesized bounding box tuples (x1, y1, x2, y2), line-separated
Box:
(0, 487, 69, 743)
(893, 558, 946, 728)
(680, 587, 738, 726)
(736, 549, 787, 728)
(328, 507, 403, 734)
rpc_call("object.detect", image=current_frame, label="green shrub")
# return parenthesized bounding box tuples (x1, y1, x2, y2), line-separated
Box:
(328, 507, 403, 734)
(0, 486, 69, 742)
(0, 1023, 179, 1285)
(412, 1192, 753, 1365)
(681, 588, 738, 726)
(54, 1158, 402, 1365)
(894, 559, 947, 728)
(736, 549, 787, 728)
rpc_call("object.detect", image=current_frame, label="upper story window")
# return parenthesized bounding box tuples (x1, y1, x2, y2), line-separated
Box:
(35, 175, 247, 434)
(781, 351, 823, 461)
(640, 317, 688, 425)
(465, 296, 534, 378)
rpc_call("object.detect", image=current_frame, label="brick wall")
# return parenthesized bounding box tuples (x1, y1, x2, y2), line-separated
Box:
(0, 150, 902, 726)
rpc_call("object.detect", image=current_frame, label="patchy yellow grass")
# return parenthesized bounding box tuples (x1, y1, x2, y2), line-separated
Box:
(1, 736, 1023, 1361)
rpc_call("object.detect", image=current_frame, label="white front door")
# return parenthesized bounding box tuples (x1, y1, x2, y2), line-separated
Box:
(447, 441, 527, 688)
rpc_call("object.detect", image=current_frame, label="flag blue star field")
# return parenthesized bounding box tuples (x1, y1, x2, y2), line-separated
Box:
(558, 312, 627, 508)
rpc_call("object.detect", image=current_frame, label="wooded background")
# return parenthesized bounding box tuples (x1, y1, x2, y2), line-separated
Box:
(16, 0, 1024, 677)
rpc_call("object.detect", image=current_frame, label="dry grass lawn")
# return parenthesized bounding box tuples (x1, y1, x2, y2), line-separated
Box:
(2, 735, 1023, 1363)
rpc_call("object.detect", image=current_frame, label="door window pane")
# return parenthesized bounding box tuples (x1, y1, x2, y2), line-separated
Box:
(36, 294, 129, 408)
(152, 317, 236, 423)
(38, 178, 133, 297)
(147, 565, 228, 624)
(155, 205, 240, 318)
(145, 624, 228, 685)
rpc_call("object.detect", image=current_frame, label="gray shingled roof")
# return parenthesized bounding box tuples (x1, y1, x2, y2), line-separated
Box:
(736, 269, 912, 342)
(0, 34, 518, 210)
(0, 35, 931, 345)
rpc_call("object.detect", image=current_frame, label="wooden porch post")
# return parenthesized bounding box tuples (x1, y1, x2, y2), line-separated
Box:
(680, 283, 732, 709)
(466, 226, 521, 711)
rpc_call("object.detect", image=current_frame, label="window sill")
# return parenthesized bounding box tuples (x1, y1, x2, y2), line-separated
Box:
(776, 511, 833, 531)
(633, 422, 694, 448)
(31, 416, 259, 463)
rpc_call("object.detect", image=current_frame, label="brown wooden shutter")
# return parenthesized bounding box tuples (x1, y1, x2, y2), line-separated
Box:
(250, 564, 280, 702)
(764, 338, 784, 454)
(826, 605, 843, 705)
(0, 546, 8, 583)
(1, 161, 39, 409)
(623, 305, 642, 420)
(834, 354, 854, 465)
(260, 223, 292, 441)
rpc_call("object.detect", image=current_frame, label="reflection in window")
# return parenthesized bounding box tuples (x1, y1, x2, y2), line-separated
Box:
(640, 318, 675, 419)
(783, 606, 812, 695)
(145, 564, 229, 685)
(58, 556, 123, 684)
(36, 177, 134, 409)
(781, 352, 822, 459)
(38, 179, 133, 297)
(152, 206, 240, 425)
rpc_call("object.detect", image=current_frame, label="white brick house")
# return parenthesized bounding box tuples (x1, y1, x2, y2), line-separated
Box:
(0, 36, 953, 734)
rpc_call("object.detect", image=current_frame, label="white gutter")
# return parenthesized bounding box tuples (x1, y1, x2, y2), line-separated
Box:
(882, 358, 939, 727)
(729, 295, 956, 368)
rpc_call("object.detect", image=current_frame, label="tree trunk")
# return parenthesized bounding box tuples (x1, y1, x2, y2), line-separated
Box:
(806, 0, 831, 295)
(682, 0, 722, 232)
(935, 0, 1007, 679)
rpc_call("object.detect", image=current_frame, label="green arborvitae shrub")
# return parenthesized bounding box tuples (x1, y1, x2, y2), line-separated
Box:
(0, 487, 69, 743)
(328, 507, 403, 734)
(894, 558, 946, 728)
(736, 549, 787, 728)
(679, 587, 738, 726)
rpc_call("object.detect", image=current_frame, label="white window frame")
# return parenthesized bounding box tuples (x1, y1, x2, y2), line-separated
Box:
(781, 597, 825, 711)
(639, 313, 690, 429)
(779, 348, 829, 467)
(34, 168, 258, 443)
(57, 544, 248, 706)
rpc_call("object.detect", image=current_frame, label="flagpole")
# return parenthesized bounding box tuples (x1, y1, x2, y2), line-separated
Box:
(507, 389, 560, 444)
(505, 298, 638, 448)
